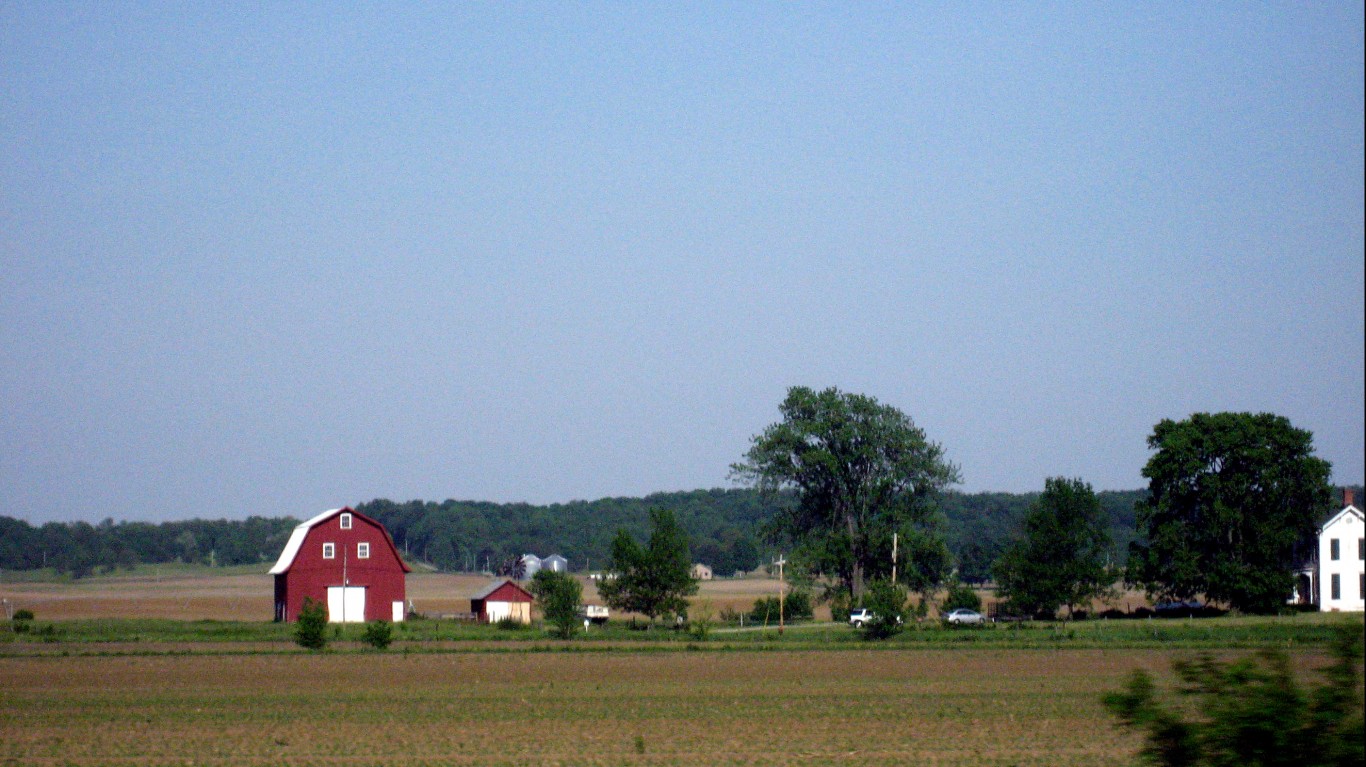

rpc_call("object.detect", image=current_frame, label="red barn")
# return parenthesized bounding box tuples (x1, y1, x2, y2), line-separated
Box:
(269, 507, 411, 623)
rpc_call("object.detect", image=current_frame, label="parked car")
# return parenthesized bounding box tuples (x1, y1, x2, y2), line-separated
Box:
(944, 608, 985, 625)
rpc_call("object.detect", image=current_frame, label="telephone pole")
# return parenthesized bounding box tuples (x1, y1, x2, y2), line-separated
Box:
(774, 555, 787, 634)
(891, 533, 898, 585)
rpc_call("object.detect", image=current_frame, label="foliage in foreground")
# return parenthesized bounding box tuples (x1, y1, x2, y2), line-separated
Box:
(294, 597, 327, 650)
(1104, 627, 1364, 767)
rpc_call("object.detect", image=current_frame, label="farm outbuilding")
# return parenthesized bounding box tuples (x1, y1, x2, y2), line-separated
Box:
(471, 579, 533, 624)
(269, 507, 410, 623)
(542, 554, 568, 573)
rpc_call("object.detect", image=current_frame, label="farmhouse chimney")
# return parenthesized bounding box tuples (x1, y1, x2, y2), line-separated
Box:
(1346, 489, 1356, 508)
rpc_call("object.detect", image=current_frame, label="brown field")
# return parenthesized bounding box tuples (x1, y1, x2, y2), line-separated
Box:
(0, 647, 1190, 766)
(0, 571, 824, 622)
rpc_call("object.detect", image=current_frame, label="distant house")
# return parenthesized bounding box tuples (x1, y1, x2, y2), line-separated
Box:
(520, 554, 542, 580)
(691, 563, 713, 581)
(1319, 490, 1364, 612)
(269, 507, 410, 623)
(1292, 490, 1365, 612)
(471, 579, 534, 624)
(542, 554, 568, 573)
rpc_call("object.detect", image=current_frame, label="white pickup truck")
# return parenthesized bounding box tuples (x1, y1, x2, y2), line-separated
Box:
(849, 608, 901, 627)
(848, 608, 875, 627)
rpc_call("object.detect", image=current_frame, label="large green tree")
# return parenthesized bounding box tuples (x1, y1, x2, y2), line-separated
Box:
(598, 508, 698, 624)
(993, 477, 1114, 618)
(731, 386, 960, 600)
(1127, 412, 1333, 614)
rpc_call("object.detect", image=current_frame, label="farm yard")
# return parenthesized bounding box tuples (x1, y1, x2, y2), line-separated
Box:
(1, 569, 1362, 765)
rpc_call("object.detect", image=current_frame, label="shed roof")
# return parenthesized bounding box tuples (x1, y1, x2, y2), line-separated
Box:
(472, 579, 534, 602)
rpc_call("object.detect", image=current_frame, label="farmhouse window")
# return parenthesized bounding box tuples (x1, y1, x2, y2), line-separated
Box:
(358, 542, 370, 559)
(1330, 539, 1340, 560)
(1330, 574, 1340, 601)
(323, 542, 336, 559)
(1359, 537, 1364, 560)
(340, 513, 352, 530)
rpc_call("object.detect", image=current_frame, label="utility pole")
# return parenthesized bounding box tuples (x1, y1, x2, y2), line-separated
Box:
(891, 533, 898, 585)
(774, 555, 787, 635)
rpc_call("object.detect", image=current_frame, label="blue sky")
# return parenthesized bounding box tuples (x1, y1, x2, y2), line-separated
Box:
(3, 4, 1362, 524)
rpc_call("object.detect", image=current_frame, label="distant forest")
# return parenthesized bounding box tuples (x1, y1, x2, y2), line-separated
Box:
(0, 488, 1159, 581)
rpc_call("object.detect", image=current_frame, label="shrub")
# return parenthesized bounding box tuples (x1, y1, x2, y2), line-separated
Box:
(860, 579, 907, 640)
(496, 615, 526, 631)
(362, 620, 392, 650)
(749, 589, 814, 623)
(294, 597, 328, 650)
(941, 582, 982, 613)
(12, 609, 35, 633)
(1104, 626, 1363, 766)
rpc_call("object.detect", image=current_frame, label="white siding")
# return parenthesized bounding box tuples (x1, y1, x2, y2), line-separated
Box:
(1319, 507, 1365, 612)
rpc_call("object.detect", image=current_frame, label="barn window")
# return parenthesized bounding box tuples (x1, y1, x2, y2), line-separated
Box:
(323, 542, 335, 559)
(340, 513, 352, 530)
(1330, 539, 1340, 561)
(358, 542, 370, 559)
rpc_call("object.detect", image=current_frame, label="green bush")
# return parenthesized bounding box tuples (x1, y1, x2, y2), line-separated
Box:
(860, 579, 907, 640)
(749, 589, 813, 623)
(941, 582, 982, 613)
(11, 609, 35, 633)
(496, 615, 527, 631)
(362, 620, 393, 650)
(294, 597, 328, 650)
(1104, 626, 1363, 766)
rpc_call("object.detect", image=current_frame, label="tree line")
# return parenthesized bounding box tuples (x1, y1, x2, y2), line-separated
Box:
(0, 486, 1143, 582)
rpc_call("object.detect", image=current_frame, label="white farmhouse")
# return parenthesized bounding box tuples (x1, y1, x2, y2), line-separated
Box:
(1318, 490, 1364, 612)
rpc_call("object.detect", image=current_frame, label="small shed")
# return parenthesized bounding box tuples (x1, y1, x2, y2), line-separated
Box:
(471, 579, 534, 624)
(691, 563, 713, 581)
(542, 554, 568, 573)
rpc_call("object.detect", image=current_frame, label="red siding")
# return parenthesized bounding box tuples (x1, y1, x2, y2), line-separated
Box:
(274, 508, 409, 622)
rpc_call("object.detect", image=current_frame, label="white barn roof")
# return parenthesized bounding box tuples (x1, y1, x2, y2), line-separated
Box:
(268, 508, 346, 575)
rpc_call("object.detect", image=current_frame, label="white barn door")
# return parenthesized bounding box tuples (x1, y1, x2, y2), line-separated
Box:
(327, 586, 366, 623)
